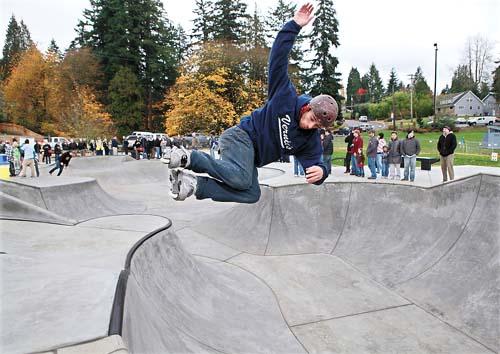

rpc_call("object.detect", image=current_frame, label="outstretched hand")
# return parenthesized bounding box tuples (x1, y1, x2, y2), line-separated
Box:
(293, 3, 314, 27)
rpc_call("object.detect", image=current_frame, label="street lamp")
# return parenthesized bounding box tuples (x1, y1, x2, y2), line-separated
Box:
(433, 43, 438, 119)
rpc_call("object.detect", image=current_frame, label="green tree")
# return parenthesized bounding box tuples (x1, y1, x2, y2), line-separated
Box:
(368, 63, 384, 102)
(478, 82, 490, 99)
(346, 67, 361, 107)
(450, 64, 476, 93)
(47, 39, 63, 61)
(308, 0, 343, 111)
(386, 68, 399, 96)
(493, 61, 500, 102)
(359, 73, 370, 103)
(191, 0, 214, 43)
(1, 15, 33, 80)
(108, 66, 144, 136)
(413, 66, 431, 96)
(211, 0, 249, 43)
(243, 5, 268, 85)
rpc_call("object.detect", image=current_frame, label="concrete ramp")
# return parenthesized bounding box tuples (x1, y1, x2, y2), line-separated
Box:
(121, 227, 305, 353)
(191, 174, 499, 352)
(0, 177, 145, 222)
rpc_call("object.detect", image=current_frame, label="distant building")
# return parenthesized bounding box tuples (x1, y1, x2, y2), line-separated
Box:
(482, 93, 498, 116)
(436, 90, 484, 117)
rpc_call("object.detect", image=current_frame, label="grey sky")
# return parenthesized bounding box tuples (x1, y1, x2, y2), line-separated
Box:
(1, 0, 499, 93)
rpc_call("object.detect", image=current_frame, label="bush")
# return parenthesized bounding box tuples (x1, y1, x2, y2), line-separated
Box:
(430, 116, 456, 131)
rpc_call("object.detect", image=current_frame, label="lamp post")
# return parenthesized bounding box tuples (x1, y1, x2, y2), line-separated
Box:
(433, 43, 438, 119)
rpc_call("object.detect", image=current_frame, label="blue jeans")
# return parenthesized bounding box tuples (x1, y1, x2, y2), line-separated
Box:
(403, 155, 417, 181)
(293, 156, 304, 176)
(188, 126, 260, 203)
(155, 147, 161, 159)
(368, 156, 377, 178)
(376, 153, 383, 173)
(350, 154, 359, 176)
(382, 161, 389, 177)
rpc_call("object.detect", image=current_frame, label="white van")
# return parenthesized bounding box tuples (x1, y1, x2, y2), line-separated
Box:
(359, 116, 368, 122)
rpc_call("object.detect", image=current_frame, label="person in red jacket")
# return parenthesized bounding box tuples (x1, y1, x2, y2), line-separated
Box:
(351, 129, 364, 176)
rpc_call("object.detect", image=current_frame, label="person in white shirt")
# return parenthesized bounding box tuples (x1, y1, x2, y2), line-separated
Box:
(19, 139, 36, 177)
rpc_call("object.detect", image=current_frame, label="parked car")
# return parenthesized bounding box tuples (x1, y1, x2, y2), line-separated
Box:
(126, 131, 154, 147)
(468, 116, 496, 126)
(455, 117, 469, 127)
(359, 123, 374, 132)
(45, 136, 69, 149)
(359, 116, 368, 122)
(334, 127, 351, 136)
(183, 133, 210, 148)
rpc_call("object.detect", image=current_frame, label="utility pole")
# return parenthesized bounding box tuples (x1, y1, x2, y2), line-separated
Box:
(408, 74, 414, 120)
(391, 85, 395, 130)
(433, 43, 438, 120)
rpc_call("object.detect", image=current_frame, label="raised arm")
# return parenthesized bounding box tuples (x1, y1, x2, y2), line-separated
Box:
(267, 3, 314, 98)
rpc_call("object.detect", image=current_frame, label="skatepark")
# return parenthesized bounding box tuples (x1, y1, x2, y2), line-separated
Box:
(1, 156, 499, 353)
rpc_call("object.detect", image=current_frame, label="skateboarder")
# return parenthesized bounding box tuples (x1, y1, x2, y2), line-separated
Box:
(49, 151, 73, 176)
(163, 3, 338, 203)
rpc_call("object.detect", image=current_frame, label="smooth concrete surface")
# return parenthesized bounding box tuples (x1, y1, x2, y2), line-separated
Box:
(1, 156, 498, 354)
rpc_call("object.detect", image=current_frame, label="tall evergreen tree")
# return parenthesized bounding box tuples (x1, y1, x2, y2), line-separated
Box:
(47, 39, 63, 61)
(368, 63, 384, 102)
(386, 68, 399, 96)
(307, 0, 343, 109)
(450, 64, 476, 94)
(108, 66, 144, 137)
(191, 0, 214, 44)
(1, 15, 33, 80)
(346, 67, 361, 106)
(211, 0, 249, 43)
(244, 5, 268, 83)
(73, 0, 181, 130)
(493, 61, 500, 102)
(360, 73, 370, 103)
(413, 66, 432, 96)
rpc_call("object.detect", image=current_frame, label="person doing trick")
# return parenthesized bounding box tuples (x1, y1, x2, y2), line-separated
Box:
(163, 3, 338, 203)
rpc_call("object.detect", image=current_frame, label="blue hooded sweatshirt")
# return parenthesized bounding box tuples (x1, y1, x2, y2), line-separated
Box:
(238, 20, 328, 184)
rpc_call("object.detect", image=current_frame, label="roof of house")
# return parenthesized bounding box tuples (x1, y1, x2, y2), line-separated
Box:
(436, 92, 467, 108)
(482, 93, 496, 102)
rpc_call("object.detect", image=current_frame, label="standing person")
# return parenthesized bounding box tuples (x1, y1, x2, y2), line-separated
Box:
(154, 136, 161, 159)
(34, 140, 41, 161)
(401, 130, 421, 182)
(376, 132, 386, 174)
(95, 138, 103, 156)
(209, 131, 219, 159)
(12, 139, 22, 175)
(19, 139, 36, 177)
(344, 130, 354, 174)
(191, 132, 199, 150)
(366, 130, 378, 179)
(89, 139, 95, 156)
(123, 137, 129, 156)
(388, 131, 402, 180)
(322, 129, 333, 175)
(111, 136, 119, 156)
(437, 126, 457, 182)
(381, 145, 389, 178)
(356, 150, 365, 177)
(42, 140, 51, 164)
(351, 129, 363, 176)
(49, 151, 73, 176)
(5, 140, 16, 177)
(133, 137, 142, 159)
(293, 155, 305, 177)
(163, 4, 336, 202)
(103, 139, 110, 156)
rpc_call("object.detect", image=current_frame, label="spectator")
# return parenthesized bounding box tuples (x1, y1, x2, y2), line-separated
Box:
(191, 132, 199, 150)
(388, 131, 402, 180)
(69, 139, 78, 152)
(209, 131, 219, 159)
(123, 137, 129, 156)
(322, 129, 333, 175)
(89, 140, 95, 156)
(42, 140, 52, 164)
(376, 132, 386, 174)
(381, 145, 389, 178)
(154, 136, 161, 159)
(351, 129, 363, 176)
(96, 138, 104, 156)
(34, 140, 41, 161)
(111, 136, 119, 156)
(366, 130, 378, 179)
(356, 150, 365, 177)
(401, 130, 421, 182)
(344, 131, 354, 174)
(437, 126, 457, 182)
(19, 139, 36, 177)
(11, 139, 21, 175)
(0, 140, 5, 154)
(133, 137, 142, 159)
(103, 139, 110, 156)
(5, 140, 16, 177)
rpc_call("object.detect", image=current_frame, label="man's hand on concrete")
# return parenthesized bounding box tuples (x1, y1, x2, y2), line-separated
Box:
(293, 3, 314, 27)
(306, 165, 323, 184)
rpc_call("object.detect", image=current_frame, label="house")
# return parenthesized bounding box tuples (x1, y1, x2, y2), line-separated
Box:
(482, 125, 500, 149)
(436, 90, 484, 117)
(482, 93, 498, 116)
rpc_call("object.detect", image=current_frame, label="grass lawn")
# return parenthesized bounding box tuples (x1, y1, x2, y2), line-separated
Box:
(332, 126, 500, 167)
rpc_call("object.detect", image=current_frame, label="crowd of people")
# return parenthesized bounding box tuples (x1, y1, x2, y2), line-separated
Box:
(1, 126, 457, 182)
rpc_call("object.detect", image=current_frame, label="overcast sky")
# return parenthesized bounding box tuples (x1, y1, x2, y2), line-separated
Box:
(1, 0, 499, 93)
